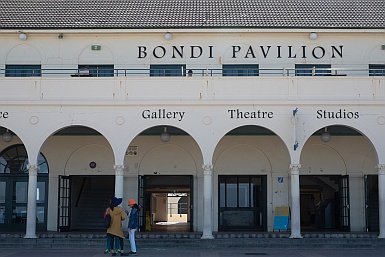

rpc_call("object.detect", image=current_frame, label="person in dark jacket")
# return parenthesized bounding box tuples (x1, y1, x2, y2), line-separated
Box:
(125, 199, 139, 256)
(104, 197, 126, 256)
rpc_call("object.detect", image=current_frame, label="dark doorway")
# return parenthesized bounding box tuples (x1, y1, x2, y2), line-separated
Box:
(58, 175, 114, 231)
(138, 175, 193, 232)
(365, 175, 379, 232)
(300, 175, 350, 231)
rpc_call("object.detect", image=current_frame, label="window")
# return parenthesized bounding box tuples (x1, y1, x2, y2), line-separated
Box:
(150, 64, 186, 77)
(219, 175, 267, 231)
(5, 65, 41, 77)
(369, 64, 385, 76)
(0, 144, 48, 231)
(78, 65, 114, 77)
(222, 64, 259, 76)
(295, 64, 331, 76)
(0, 144, 48, 174)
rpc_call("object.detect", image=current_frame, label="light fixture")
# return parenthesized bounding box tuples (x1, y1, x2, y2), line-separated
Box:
(2, 129, 13, 142)
(164, 32, 173, 40)
(58, 33, 63, 39)
(320, 127, 331, 142)
(160, 127, 171, 142)
(309, 32, 317, 40)
(89, 162, 96, 169)
(19, 32, 27, 41)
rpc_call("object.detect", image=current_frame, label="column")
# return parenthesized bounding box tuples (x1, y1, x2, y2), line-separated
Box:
(201, 164, 214, 239)
(114, 165, 126, 199)
(24, 164, 38, 239)
(378, 164, 385, 238)
(289, 164, 302, 238)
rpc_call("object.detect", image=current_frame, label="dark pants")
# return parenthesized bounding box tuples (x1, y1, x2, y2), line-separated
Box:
(108, 233, 124, 251)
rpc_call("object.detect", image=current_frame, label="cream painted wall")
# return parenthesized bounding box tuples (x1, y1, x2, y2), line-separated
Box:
(1, 29, 384, 233)
(1, 32, 384, 69)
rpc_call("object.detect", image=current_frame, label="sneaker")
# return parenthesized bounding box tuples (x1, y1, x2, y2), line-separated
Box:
(128, 251, 137, 256)
(104, 250, 110, 254)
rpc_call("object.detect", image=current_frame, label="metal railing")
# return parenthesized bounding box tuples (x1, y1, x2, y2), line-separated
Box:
(0, 67, 384, 77)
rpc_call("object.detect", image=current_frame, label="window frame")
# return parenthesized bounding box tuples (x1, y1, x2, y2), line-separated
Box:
(369, 64, 385, 76)
(295, 64, 331, 76)
(78, 65, 114, 77)
(222, 64, 259, 76)
(150, 64, 186, 77)
(5, 65, 41, 77)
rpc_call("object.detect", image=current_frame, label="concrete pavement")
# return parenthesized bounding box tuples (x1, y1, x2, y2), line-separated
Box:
(1, 248, 385, 257)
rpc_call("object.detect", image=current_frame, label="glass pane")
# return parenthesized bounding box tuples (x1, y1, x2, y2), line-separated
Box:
(12, 206, 27, 224)
(0, 156, 7, 173)
(150, 65, 185, 77)
(251, 177, 261, 207)
(219, 182, 225, 207)
(0, 182, 5, 224)
(38, 155, 49, 173)
(14, 182, 28, 203)
(37, 182, 45, 203)
(369, 65, 385, 76)
(0, 205, 4, 224)
(226, 178, 237, 207)
(0, 182, 5, 203)
(37, 206, 45, 223)
(238, 177, 249, 207)
(223, 65, 259, 76)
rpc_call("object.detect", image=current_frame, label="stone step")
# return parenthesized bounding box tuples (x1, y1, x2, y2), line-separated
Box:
(1, 233, 384, 249)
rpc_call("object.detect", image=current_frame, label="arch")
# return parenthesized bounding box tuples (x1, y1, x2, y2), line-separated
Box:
(5, 43, 44, 64)
(210, 122, 292, 165)
(300, 143, 347, 175)
(23, 121, 115, 169)
(37, 121, 113, 150)
(213, 144, 273, 174)
(365, 44, 385, 63)
(63, 144, 114, 176)
(117, 122, 204, 166)
(138, 144, 199, 175)
(299, 121, 380, 164)
(78, 43, 116, 64)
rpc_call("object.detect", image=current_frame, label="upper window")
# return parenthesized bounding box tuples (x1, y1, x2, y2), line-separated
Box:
(150, 65, 186, 77)
(78, 65, 114, 77)
(295, 64, 331, 76)
(0, 144, 48, 174)
(5, 65, 41, 77)
(369, 64, 385, 76)
(222, 64, 259, 76)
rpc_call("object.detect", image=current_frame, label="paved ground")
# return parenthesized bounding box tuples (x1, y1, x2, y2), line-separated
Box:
(1, 248, 385, 257)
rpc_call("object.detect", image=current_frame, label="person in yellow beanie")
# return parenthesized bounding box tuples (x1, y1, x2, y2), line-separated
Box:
(125, 199, 139, 256)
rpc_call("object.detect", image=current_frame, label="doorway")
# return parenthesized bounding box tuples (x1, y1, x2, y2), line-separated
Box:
(58, 175, 115, 231)
(365, 175, 379, 232)
(300, 175, 350, 231)
(138, 175, 193, 232)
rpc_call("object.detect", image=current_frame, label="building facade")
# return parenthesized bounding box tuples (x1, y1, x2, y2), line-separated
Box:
(0, 0, 384, 239)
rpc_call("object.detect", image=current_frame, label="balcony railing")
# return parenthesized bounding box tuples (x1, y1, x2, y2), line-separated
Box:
(0, 67, 384, 77)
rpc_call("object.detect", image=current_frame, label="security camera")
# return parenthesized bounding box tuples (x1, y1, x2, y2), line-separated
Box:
(58, 33, 63, 39)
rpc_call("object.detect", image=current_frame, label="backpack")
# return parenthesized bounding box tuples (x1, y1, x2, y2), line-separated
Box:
(104, 209, 111, 228)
